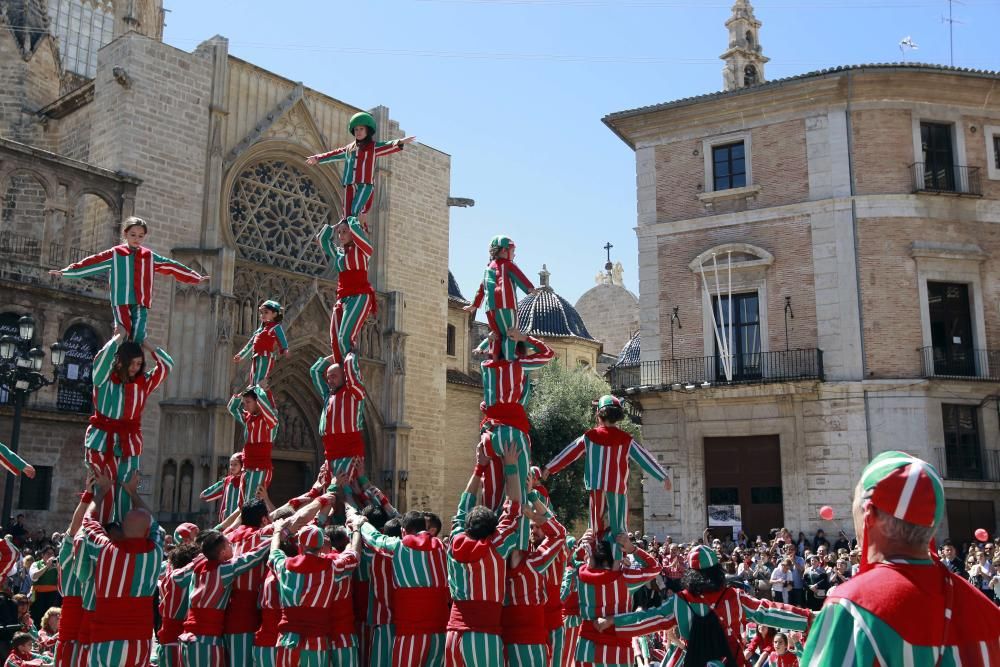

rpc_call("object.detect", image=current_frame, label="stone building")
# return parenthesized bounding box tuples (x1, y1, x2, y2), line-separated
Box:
(0, 0, 458, 528)
(603, 0, 1000, 542)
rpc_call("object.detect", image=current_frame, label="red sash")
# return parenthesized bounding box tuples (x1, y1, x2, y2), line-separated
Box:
(89, 413, 141, 441)
(581, 623, 631, 650)
(78, 610, 94, 645)
(252, 324, 281, 356)
(158, 618, 185, 645)
(543, 582, 564, 631)
(482, 403, 531, 435)
(501, 604, 548, 645)
(223, 589, 262, 634)
(254, 608, 281, 647)
(447, 600, 502, 635)
(278, 606, 333, 638)
(322, 432, 365, 460)
(393, 587, 449, 635)
(336, 269, 377, 311)
(326, 600, 355, 636)
(562, 591, 580, 618)
(183, 607, 226, 637)
(58, 596, 82, 642)
(352, 579, 370, 623)
(241, 443, 273, 471)
(89, 597, 153, 642)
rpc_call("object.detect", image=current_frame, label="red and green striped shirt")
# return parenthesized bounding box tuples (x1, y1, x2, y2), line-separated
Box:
(448, 494, 522, 603)
(545, 426, 669, 494)
(59, 244, 204, 307)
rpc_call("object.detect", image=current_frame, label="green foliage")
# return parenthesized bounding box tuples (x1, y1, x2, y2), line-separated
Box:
(527, 362, 638, 527)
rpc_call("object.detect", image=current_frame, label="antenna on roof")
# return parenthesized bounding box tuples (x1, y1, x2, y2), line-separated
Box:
(942, 0, 964, 66)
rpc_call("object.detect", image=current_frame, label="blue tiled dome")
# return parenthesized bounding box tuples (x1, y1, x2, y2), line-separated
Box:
(516, 265, 595, 341)
(448, 270, 468, 304)
(616, 330, 640, 365)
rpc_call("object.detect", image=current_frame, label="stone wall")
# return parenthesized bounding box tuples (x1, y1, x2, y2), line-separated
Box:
(575, 283, 639, 359)
(442, 381, 481, 525)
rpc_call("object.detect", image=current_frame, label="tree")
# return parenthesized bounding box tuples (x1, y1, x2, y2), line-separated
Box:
(527, 361, 638, 529)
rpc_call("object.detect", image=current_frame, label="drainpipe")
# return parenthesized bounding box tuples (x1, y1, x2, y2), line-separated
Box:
(844, 70, 873, 460)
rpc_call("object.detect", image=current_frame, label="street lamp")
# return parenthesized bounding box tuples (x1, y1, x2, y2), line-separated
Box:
(0, 316, 69, 521)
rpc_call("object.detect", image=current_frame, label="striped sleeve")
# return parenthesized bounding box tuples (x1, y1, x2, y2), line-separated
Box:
(359, 522, 400, 553)
(560, 563, 578, 601)
(145, 347, 173, 392)
(504, 260, 535, 294)
(236, 326, 261, 360)
(91, 336, 119, 387)
(331, 548, 359, 580)
(613, 597, 680, 637)
(738, 589, 811, 632)
(59, 247, 114, 278)
(317, 224, 339, 259)
(80, 517, 112, 555)
(228, 539, 270, 578)
(151, 252, 204, 283)
(622, 548, 661, 589)
(373, 140, 403, 158)
(313, 144, 349, 164)
(273, 324, 289, 352)
(310, 357, 331, 400)
(628, 440, 669, 483)
(451, 492, 476, 538)
(545, 437, 586, 476)
(525, 517, 566, 573)
(519, 336, 555, 371)
(363, 484, 398, 518)
(227, 394, 245, 426)
(344, 354, 366, 399)
(200, 479, 225, 502)
(255, 387, 279, 429)
(799, 600, 882, 667)
(469, 281, 485, 310)
(345, 216, 373, 257)
(0, 538, 21, 579)
(0, 443, 28, 476)
(492, 500, 522, 558)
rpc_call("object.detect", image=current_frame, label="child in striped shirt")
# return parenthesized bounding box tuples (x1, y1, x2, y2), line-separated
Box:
(306, 111, 415, 227)
(317, 216, 375, 364)
(49, 217, 208, 343)
(465, 235, 536, 362)
(232, 300, 288, 386)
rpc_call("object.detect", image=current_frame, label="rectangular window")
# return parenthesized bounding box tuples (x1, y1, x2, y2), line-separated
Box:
(446, 324, 456, 357)
(994, 135, 1000, 171)
(942, 404, 983, 480)
(750, 486, 783, 504)
(18, 466, 52, 511)
(708, 487, 739, 505)
(712, 292, 761, 381)
(920, 122, 956, 191)
(712, 142, 747, 191)
(927, 282, 974, 377)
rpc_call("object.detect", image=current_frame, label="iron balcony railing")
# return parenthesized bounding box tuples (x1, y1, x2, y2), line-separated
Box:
(0, 230, 97, 269)
(608, 348, 824, 392)
(919, 347, 1000, 381)
(909, 162, 982, 196)
(933, 447, 1000, 483)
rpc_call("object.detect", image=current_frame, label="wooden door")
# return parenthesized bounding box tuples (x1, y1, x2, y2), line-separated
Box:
(704, 435, 783, 541)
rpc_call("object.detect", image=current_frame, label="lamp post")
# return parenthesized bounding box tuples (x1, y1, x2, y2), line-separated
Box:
(0, 315, 67, 522)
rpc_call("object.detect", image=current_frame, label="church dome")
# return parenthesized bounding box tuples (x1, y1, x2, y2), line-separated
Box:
(448, 270, 469, 304)
(616, 330, 640, 366)
(575, 261, 639, 357)
(516, 265, 595, 341)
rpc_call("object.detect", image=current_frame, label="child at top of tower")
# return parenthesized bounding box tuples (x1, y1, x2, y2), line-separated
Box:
(305, 111, 415, 227)
(317, 216, 376, 364)
(49, 217, 209, 343)
(233, 300, 289, 386)
(464, 235, 537, 362)
(542, 395, 671, 560)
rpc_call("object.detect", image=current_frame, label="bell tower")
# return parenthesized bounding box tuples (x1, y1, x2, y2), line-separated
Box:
(720, 0, 769, 91)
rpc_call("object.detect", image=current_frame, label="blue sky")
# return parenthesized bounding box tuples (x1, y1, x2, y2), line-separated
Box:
(163, 0, 998, 305)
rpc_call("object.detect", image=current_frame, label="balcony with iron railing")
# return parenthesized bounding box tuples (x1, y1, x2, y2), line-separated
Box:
(933, 447, 1000, 483)
(608, 348, 824, 393)
(0, 230, 98, 268)
(909, 162, 983, 197)
(919, 347, 1000, 382)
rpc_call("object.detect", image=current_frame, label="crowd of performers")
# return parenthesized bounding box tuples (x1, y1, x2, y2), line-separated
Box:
(0, 110, 995, 666)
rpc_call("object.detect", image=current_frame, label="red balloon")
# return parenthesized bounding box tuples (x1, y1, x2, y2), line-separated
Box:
(819, 506, 834, 521)
(974, 528, 989, 542)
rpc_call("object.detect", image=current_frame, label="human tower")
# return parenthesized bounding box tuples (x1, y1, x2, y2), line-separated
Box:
(0, 110, 919, 667)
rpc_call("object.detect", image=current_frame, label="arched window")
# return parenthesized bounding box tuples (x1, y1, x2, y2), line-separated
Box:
(179, 460, 194, 514)
(744, 65, 758, 87)
(160, 459, 177, 513)
(57, 324, 101, 413)
(745, 31, 754, 47)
